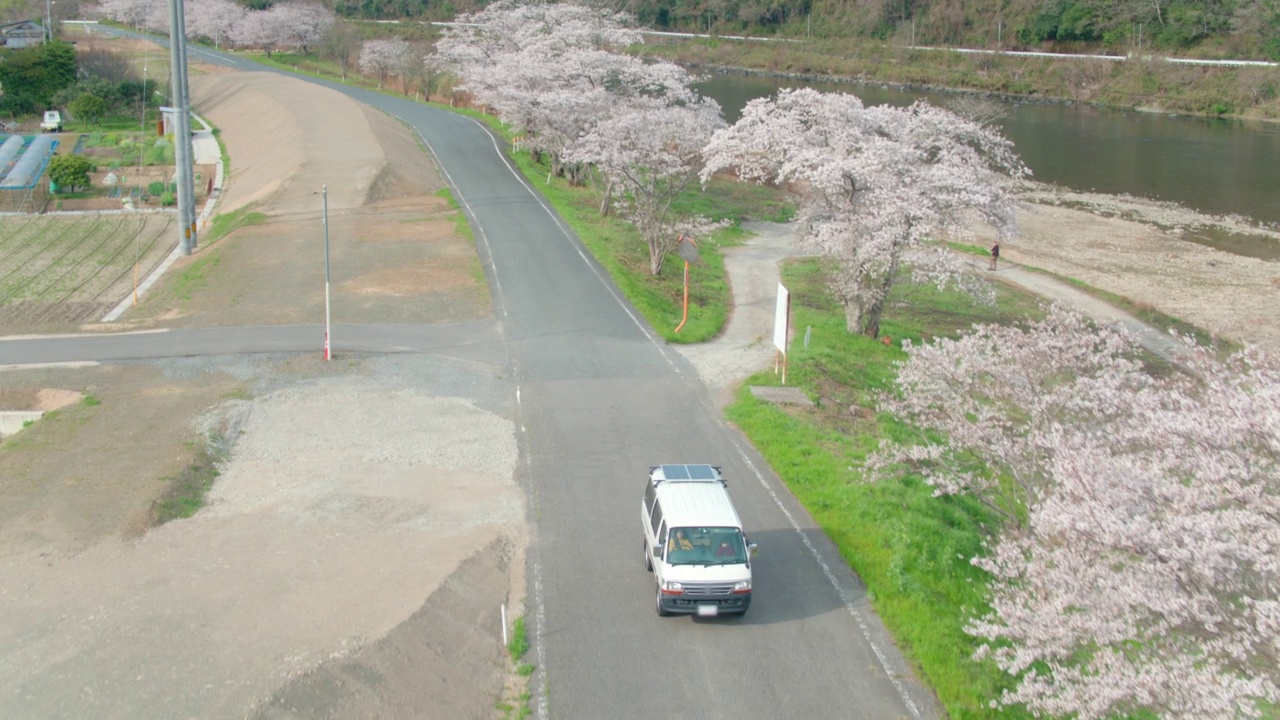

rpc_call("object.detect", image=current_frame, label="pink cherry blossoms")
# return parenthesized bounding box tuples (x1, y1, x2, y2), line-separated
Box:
(701, 87, 1029, 337)
(431, 0, 726, 275)
(877, 305, 1280, 718)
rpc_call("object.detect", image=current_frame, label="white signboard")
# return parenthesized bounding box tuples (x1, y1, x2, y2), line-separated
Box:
(773, 283, 789, 353)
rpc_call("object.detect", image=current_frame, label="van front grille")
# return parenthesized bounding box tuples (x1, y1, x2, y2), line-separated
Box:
(682, 583, 735, 597)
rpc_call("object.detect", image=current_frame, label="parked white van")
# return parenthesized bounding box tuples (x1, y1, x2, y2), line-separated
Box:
(642, 463, 757, 617)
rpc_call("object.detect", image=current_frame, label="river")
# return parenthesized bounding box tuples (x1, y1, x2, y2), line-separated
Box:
(695, 72, 1280, 259)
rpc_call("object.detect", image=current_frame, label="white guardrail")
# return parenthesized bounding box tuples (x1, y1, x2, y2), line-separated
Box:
(76, 18, 1278, 69)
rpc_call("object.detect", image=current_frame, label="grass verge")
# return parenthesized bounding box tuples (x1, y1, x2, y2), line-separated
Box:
(150, 436, 226, 526)
(498, 615, 534, 720)
(726, 258, 1049, 719)
(427, 106, 792, 343)
(204, 205, 267, 246)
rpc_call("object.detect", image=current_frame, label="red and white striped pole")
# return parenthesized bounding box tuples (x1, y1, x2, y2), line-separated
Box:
(322, 185, 331, 361)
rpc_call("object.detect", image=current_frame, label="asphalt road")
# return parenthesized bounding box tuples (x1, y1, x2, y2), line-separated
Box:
(7, 27, 945, 720)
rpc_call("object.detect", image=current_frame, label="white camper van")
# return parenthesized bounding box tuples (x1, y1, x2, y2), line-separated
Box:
(642, 464, 757, 617)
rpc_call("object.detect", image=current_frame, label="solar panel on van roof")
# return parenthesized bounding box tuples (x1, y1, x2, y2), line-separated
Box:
(659, 464, 718, 481)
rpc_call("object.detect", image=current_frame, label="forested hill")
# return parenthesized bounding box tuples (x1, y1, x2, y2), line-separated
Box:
(328, 0, 1280, 61)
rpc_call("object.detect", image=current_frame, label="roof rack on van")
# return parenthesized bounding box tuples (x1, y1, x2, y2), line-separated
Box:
(648, 464, 726, 486)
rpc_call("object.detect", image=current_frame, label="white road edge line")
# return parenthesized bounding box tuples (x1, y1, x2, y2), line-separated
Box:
(732, 439, 926, 720)
(0, 328, 170, 341)
(0, 361, 100, 371)
(478, 119, 682, 374)
(406, 123, 508, 320)
(515, 383, 551, 720)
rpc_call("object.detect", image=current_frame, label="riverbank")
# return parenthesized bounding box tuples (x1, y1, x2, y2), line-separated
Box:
(985, 183, 1280, 352)
(645, 35, 1280, 122)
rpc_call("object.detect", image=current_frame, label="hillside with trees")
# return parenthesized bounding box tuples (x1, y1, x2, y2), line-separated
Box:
(619, 0, 1280, 59)
(310, 0, 1280, 59)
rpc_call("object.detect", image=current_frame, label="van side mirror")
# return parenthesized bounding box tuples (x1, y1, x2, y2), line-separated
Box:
(748, 543, 759, 557)
(653, 545, 664, 559)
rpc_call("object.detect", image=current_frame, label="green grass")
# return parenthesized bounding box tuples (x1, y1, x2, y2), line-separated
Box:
(81, 395, 101, 407)
(504, 149, 746, 343)
(203, 206, 266, 245)
(150, 438, 225, 525)
(499, 615, 534, 720)
(507, 615, 530, 663)
(171, 251, 221, 301)
(434, 187, 475, 242)
(726, 259, 1049, 719)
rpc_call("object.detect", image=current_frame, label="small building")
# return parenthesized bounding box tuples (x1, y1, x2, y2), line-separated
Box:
(0, 19, 46, 48)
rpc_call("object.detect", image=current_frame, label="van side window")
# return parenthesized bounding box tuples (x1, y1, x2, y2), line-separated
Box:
(650, 502, 663, 537)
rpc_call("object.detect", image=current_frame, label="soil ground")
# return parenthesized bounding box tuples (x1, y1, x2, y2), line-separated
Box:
(0, 68, 519, 720)
(0, 55, 1277, 719)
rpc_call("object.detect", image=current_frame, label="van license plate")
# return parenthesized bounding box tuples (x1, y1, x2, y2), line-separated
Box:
(697, 604, 719, 617)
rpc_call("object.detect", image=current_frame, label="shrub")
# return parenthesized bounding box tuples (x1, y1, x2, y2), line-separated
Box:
(48, 154, 93, 192)
(68, 92, 108, 125)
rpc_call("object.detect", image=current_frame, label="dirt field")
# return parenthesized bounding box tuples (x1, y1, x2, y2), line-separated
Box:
(0, 67, 520, 720)
(1, 49, 1278, 719)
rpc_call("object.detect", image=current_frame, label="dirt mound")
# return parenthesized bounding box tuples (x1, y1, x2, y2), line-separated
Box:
(190, 72, 309, 215)
(190, 71, 445, 218)
(360, 104, 447, 205)
(118, 71, 483, 330)
(250, 537, 516, 720)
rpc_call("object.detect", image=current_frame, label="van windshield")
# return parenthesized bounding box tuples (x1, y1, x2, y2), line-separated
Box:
(666, 527, 746, 566)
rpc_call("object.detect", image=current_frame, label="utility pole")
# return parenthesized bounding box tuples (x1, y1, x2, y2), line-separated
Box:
(44, 0, 52, 42)
(167, 0, 196, 255)
(176, 0, 196, 251)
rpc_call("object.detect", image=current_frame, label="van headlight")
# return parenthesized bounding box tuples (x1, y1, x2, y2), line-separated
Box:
(732, 580, 751, 593)
(662, 581, 683, 592)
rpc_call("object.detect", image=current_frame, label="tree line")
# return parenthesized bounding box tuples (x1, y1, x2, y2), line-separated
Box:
(616, 0, 1279, 57)
(436, 8, 1280, 717)
(435, 4, 1279, 718)
(313, 0, 1280, 58)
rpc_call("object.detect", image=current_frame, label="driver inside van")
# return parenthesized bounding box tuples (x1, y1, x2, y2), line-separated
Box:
(668, 529, 694, 553)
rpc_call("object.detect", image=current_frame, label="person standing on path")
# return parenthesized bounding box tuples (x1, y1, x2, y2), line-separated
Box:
(989, 240, 1000, 270)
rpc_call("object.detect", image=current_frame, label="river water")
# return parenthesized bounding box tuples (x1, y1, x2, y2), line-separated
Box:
(695, 72, 1280, 259)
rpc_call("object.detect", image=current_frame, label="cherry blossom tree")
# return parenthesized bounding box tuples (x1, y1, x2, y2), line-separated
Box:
(185, 0, 245, 49)
(565, 96, 727, 275)
(430, 1, 700, 183)
(702, 88, 1029, 337)
(870, 304, 1153, 529)
(228, 1, 333, 56)
(226, 4, 271, 52)
(91, 0, 160, 31)
(359, 38, 411, 89)
(876, 306, 1280, 718)
(975, 342, 1280, 719)
(272, 1, 334, 55)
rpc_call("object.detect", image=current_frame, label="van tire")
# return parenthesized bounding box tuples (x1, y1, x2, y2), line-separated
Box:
(644, 538, 653, 571)
(656, 585, 671, 617)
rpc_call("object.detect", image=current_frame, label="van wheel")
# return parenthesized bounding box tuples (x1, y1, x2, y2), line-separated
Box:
(644, 538, 652, 571)
(656, 585, 671, 617)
